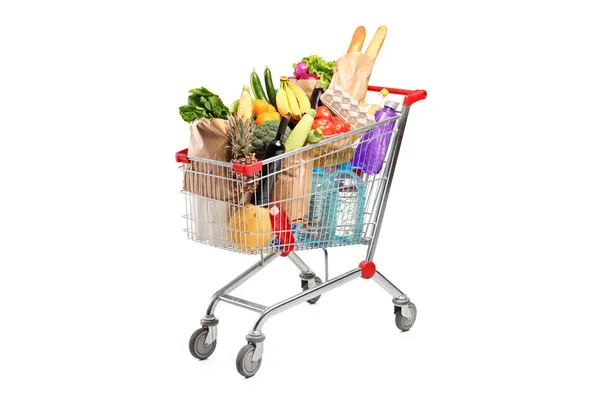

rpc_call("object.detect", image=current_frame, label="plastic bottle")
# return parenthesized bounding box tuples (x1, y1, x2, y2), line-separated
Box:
(297, 167, 337, 248)
(367, 88, 389, 115)
(352, 100, 399, 175)
(332, 163, 366, 244)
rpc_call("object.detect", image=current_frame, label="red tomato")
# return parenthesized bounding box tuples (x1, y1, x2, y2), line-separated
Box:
(331, 117, 350, 134)
(312, 119, 335, 135)
(315, 106, 333, 121)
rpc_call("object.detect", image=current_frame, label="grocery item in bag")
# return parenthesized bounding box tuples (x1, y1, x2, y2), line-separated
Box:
(328, 25, 387, 103)
(295, 79, 319, 100)
(189, 197, 231, 246)
(270, 150, 313, 223)
(184, 118, 248, 204)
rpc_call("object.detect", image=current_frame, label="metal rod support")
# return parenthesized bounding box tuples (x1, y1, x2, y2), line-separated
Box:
(287, 251, 311, 273)
(366, 105, 411, 262)
(322, 248, 329, 281)
(218, 295, 266, 313)
(252, 268, 363, 332)
(372, 270, 407, 299)
(205, 252, 279, 316)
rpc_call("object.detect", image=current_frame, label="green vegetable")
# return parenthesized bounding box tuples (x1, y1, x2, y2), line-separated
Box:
(251, 119, 292, 159)
(264, 67, 277, 107)
(285, 109, 316, 150)
(179, 87, 229, 123)
(298, 55, 336, 88)
(306, 128, 323, 144)
(250, 70, 268, 101)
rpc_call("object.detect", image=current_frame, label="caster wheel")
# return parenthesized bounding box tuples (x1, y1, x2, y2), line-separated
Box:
(395, 302, 417, 331)
(236, 344, 262, 378)
(189, 328, 216, 360)
(301, 277, 323, 304)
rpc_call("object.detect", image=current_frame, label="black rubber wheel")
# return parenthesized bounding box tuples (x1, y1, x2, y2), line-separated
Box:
(189, 328, 217, 360)
(301, 277, 323, 304)
(236, 344, 262, 378)
(395, 302, 417, 331)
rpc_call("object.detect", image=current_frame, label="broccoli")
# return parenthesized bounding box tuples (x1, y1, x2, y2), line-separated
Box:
(252, 120, 291, 160)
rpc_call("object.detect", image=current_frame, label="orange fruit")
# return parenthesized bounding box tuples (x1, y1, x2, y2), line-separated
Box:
(267, 104, 277, 113)
(256, 111, 281, 125)
(252, 99, 270, 115)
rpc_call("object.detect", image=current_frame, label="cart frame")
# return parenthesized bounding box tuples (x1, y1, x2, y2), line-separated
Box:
(178, 87, 426, 377)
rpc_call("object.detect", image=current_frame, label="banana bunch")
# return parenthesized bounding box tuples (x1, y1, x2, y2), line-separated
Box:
(276, 77, 311, 120)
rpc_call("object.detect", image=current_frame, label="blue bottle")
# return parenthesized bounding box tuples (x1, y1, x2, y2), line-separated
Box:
(332, 163, 366, 244)
(297, 167, 337, 248)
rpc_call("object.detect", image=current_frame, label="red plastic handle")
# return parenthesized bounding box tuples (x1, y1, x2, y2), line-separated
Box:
(232, 161, 263, 176)
(367, 85, 427, 106)
(176, 149, 190, 164)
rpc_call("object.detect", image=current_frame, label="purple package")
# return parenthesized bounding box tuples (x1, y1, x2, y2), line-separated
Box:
(352, 100, 399, 175)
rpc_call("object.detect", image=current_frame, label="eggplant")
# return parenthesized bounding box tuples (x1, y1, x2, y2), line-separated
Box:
(310, 87, 324, 109)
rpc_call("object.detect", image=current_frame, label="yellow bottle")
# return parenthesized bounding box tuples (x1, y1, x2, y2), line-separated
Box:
(367, 88, 389, 115)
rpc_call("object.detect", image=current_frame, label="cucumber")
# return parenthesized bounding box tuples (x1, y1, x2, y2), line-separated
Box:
(264, 67, 277, 107)
(250, 70, 268, 101)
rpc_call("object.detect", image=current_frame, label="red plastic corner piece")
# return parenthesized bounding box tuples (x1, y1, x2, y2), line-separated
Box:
(176, 149, 190, 164)
(403, 90, 427, 106)
(232, 161, 263, 176)
(359, 261, 376, 279)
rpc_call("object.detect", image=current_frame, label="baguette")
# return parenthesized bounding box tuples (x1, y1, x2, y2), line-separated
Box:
(347, 26, 366, 54)
(365, 25, 387, 60)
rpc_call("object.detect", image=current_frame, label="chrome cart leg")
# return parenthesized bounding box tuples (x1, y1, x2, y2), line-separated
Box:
(236, 267, 363, 378)
(322, 248, 329, 281)
(189, 252, 279, 361)
(288, 251, 324, 304)
(372, 270, 417, 332)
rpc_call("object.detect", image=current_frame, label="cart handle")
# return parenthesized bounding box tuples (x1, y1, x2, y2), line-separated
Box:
(367, 85, 427, 106)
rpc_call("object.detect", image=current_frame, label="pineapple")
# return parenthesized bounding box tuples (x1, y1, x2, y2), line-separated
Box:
(226, 114, 259, 198)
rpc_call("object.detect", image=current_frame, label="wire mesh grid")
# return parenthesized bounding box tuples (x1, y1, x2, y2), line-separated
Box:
(179, 115, 402, 255)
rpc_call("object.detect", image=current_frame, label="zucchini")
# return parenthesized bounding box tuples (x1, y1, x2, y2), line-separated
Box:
(284, 109, 316, 150)
(264, 67, 277, 107)
(250, 70, 268, 101)
(306, 128, 323, 144)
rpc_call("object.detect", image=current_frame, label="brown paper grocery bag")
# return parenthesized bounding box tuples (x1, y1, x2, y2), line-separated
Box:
(183, 119, 245, 204)
(270, 151, 313, 223)
(312, 132, 359, 169)
(328, 53, 375, 103)
(295, 79, 319, 99)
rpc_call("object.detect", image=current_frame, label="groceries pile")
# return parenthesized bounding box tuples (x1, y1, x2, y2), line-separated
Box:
(179, 25, 401, 252)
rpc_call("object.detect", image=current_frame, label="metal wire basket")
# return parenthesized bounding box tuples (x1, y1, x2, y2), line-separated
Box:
(178, 115, 402, 256)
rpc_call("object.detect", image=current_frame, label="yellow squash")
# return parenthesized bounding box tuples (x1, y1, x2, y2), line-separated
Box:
(230, 204, 273, 249)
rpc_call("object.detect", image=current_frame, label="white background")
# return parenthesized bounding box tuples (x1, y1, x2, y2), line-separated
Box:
(1, 0, 599, 398)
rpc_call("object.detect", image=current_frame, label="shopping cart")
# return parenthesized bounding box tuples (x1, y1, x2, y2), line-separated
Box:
(175, 86, 426, 377)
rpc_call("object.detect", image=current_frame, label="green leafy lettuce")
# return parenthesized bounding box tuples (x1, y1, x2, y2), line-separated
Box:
(179, 87, 229, 123)
(301, 55, 336, 88)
